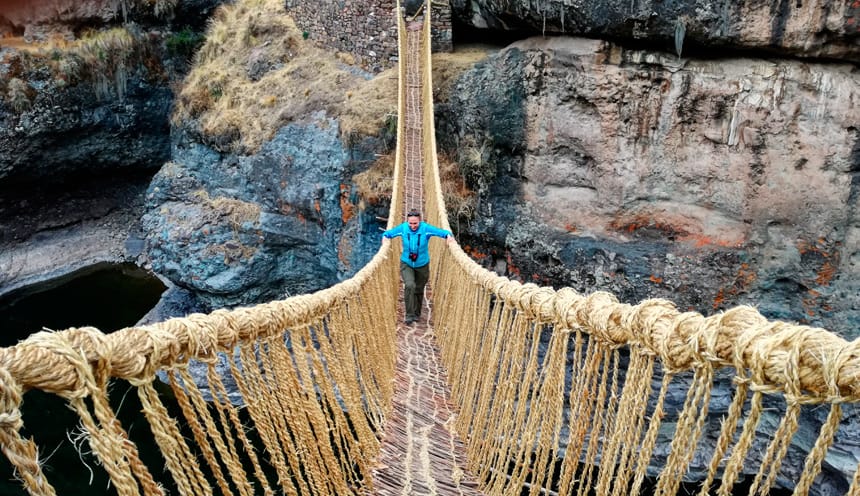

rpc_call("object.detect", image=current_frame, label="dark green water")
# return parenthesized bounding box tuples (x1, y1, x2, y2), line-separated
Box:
(0, 262, 166, 343)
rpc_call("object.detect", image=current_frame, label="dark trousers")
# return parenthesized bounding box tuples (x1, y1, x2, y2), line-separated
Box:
(400, 261, 429, 320)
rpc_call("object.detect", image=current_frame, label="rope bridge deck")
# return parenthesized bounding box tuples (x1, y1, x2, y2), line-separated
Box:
(371, 298, 482, 495)
(370, 18, 482, 495)
(1, 2, 859, 496)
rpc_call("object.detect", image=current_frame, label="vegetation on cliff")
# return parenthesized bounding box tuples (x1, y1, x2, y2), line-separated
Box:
(1, 25, 169, 106)
(173, 0, 398, 154)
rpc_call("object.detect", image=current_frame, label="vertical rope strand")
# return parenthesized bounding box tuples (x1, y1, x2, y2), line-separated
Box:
(231, 346, 296, 495)
(167, 369, 234, 496)
(0, 367, 57, 496)
(630, 370, 673, 496)
(137, 380, 212, 496)
(526, 325, 571, 496)
(575, 346, 614, 496)
(555, 331, 596, 495)
(654, 364, 715, 496)
(206, 362, 274, 496)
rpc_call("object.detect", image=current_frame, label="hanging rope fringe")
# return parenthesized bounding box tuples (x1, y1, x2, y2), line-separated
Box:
(0, 2, 859, 495)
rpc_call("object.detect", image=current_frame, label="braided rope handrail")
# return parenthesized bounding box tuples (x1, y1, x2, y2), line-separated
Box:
(0, 1, 858, 495)
(416, 3, 859, 404)
(0, 7, 413, 493)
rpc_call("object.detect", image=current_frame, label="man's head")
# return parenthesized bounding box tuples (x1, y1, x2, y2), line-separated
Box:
(407, 209, 421, 230)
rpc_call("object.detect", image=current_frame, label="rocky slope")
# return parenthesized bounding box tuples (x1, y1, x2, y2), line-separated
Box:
(143, 115, 387, 308)
(0, 41, 173, 299)
(432, 19, 859, 495)
(0, 1, 219, 305)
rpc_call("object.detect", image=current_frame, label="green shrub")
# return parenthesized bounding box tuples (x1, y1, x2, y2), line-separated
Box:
(74, 27, 137, 100)
(166, 27, 204, 60)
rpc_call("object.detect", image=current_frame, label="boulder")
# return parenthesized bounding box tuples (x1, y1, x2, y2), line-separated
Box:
(143, 112, 384, 309)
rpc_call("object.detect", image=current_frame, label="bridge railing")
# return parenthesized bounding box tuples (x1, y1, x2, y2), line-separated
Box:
(0, 253, 403, 496)
(0, 9, 412, 496)
(416, 4, 860, 495)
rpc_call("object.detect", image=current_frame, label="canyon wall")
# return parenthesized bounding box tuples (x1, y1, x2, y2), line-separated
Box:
(438, 37, 859, 338)
(451, 0, 860, 62)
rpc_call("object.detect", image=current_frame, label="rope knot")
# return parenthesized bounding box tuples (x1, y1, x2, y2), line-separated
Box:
(17, 329, 101, 400)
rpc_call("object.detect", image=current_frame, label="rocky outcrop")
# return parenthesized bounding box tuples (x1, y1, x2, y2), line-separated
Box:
(451, 0, 860, 62)
(0, 75, 172, 185)
(439, 37, 859, 339)
(0, 2, 216, 307)
(143, 112, 385, 309)
(0, 0, 223, 39)
(0, 0, 121, 40)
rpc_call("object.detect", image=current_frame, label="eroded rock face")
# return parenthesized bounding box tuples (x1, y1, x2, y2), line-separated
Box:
(439, 37, 860, 338)
(0, 0, 222, 39)
(0, 0, 121, 40)
(436, 34, 860, 496)
(0, 2, 220, 312)
(143, 112, 384, 309)
(0, 77, 173, 185)
(451, 0, 860, 62)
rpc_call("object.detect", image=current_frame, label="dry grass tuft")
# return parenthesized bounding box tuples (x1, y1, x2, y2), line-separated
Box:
(191, 189, 262, 228)
(6, 78, 32, 111)
(1, 26, 152, 101)
(173, 0, 400, 153)
(353, 153, 394, 205)
(340, 66, 398, 138)
(438, 153, 476, 225)
(432, 46, 491, 102)
(74, 27, 137, 99)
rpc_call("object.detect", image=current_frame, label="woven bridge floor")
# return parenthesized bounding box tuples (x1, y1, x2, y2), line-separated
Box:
(369, 298, 484, 496)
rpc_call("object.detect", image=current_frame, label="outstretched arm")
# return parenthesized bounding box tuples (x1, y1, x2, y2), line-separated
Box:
(424, 223, 453, 241)
(381, 224, 403, 240)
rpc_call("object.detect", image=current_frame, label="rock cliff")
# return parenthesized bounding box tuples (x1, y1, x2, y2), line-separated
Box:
(143, 114, 385, 308)
(438, 37, 860, 338)
(0, 1, 218, 306)
(451, 0, 860, 62)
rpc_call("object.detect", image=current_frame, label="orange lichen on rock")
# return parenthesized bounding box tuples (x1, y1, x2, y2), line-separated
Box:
(712, 263, 756, 310)
(816, 261, 836, 286)
(337, 237, 352, 267)
(463, 245, 489, 261)
(506, 252, 521, 279)
(682, 233, 744, 249)
(609, 210, 745, 249)
(340, 184, 355, 224)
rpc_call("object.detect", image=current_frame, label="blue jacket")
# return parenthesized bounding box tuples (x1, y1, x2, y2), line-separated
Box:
(382, 221, 451, 267)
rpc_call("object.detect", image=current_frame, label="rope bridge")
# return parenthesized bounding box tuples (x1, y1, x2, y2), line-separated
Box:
(2, 2, 860, 495)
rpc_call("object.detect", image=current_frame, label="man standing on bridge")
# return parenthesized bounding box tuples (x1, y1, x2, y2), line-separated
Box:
(382, 209, 455, 325)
